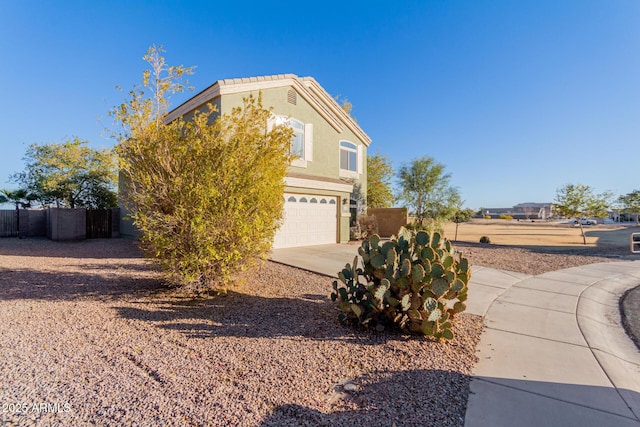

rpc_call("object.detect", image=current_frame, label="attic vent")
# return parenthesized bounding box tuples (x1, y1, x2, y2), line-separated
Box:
(287, 89, 297, 105)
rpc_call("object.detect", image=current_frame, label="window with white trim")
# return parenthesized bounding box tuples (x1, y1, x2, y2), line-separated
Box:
(340, 141, 358, 172)
(270, 115, 313, 167)
(290, 119, 305, 158)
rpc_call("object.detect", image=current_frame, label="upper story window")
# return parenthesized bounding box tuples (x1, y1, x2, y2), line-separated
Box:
(290, 119, 305, 158)
(270, 115, 313, 168)
(339, 140, 362, 179)
(340, 141, 357, 172)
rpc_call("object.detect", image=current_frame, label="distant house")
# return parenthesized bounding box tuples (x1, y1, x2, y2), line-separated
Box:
(481, 202, 553, 220)
(121, 74, 371, 248)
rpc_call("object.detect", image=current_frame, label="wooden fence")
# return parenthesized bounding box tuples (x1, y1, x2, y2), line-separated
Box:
(0, 210, 17, 237)
(86, 209, 113, 239)
(0, 208, 118, 239)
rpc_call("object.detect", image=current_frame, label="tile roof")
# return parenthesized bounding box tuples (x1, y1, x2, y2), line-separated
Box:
(166, 74, 370, 145)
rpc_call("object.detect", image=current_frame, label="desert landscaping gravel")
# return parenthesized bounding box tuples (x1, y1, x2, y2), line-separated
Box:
(0, 237, 633, 426)
(454, 241, 635, 276)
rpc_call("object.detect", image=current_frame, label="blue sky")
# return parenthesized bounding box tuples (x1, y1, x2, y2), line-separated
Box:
(1, 0, 639, 210)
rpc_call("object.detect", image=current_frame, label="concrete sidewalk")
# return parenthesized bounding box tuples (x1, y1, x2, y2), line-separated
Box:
(270, 244, 640, 427)
(466, 261, 640, 427)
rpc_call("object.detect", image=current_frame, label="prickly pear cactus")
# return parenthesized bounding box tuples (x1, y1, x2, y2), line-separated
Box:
(330, 227, 471, 341)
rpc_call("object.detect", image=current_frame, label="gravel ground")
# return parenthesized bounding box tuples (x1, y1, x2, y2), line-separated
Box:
(454, 241, 638, 276)
(1, 238, 482, 427)
(1, 237, 635, 426)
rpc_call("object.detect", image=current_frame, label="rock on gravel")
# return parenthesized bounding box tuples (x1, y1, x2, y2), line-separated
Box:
(0, 238, 483, 427)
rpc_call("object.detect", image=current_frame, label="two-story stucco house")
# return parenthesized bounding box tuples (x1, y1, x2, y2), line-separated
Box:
(123, 74, 371, 248)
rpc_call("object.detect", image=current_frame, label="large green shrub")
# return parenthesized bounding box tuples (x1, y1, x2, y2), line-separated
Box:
(331, 227, 471, 341)
(114, 46, 292, 290)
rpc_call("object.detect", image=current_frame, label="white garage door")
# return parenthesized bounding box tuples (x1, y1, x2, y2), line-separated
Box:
(273, 193, 338, 249)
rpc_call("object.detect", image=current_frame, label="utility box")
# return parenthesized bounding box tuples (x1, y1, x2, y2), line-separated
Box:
(47, 208, 86, 241)
(632, 233, 640, 254)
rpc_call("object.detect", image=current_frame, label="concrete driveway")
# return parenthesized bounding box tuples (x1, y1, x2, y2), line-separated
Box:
(270, 244, 361, 278)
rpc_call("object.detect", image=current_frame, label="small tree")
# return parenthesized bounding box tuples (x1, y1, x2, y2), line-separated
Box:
(618, 190, 640, 224)
(0, 189, 36, 238)
(451, 207, 474, 241)
(12, 138, 117, 208)
(366, 153, 394, 208)
(0, 189, 34, 209)
(334, 95, 354, 117)
(113, 46, 293, 290)
(397, 156, 460, 226)
(554, 183, 611, 245)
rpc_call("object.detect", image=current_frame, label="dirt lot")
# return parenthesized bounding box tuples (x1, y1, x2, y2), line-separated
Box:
(443, 219, 640, 249)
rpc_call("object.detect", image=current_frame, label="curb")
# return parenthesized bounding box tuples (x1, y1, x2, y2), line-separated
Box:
(576, 262, 640, 421)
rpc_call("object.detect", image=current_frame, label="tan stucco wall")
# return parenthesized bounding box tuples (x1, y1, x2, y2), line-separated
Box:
(221, 86, 368, 245)
(219, 87, 367, 196)
(142, 79, 369, 246)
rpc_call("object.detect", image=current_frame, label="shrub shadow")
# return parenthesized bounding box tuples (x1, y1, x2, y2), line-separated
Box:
(113, 292, 426, 343)
(259, 369, 471, 426)
(0, 266, 168, 301)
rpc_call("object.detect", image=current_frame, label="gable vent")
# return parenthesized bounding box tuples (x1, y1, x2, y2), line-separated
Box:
(287, 89, 297, 105)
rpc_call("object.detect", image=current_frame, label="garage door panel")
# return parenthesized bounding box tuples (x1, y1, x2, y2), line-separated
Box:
(273, 193, 337, 249)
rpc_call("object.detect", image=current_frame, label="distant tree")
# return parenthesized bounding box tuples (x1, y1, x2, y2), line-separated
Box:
(334, 95, 353, 117)
(0, 189, 36, 238)
(618, 190, 640, 224)
(451, 207, 475, 241)
(554, 183, 612, 245)
(12, 138, 117, 208)
(0, 189, 34, 209)
(397, 156, 461, 226)
(366, 154, 394, 208)
(112, 45, 293, 290)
